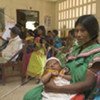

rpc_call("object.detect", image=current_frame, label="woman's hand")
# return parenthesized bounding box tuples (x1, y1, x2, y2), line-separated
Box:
(44, 79, 60, 93)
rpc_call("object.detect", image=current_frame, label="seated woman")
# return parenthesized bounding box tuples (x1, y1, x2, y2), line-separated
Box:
(23, 15, 100, 100)
(52, 29, 62, 49)
(56, 28, 78, 68)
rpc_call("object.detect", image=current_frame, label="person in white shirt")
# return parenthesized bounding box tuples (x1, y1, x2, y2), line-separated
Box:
(0, 26, 23, 63)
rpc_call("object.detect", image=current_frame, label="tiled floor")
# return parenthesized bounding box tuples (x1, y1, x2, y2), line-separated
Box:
(0, 77, 36, 100)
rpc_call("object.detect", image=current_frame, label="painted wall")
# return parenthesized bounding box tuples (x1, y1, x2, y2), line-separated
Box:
(96, 0, 100, 22)
(96, 0, 100, 42)
(0, 0, 56, 32)
(0, 0, 100, 39)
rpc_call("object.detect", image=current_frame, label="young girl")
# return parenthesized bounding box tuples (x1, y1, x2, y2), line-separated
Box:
(41, 57, 76, 100)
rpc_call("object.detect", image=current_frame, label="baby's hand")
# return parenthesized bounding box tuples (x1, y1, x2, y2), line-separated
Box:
(60, 68, 66, 73)
(59, 69, 65, 77)
(47, 69, 59, 76)
(51, 71, 59, 76)
(59, 68, 69, 77)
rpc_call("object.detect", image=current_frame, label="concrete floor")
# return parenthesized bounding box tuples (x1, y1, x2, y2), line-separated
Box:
(0, 77, 36, 100)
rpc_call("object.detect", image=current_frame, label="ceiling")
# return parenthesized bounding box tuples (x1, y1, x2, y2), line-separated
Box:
(45, 0, 58, 2)
(49, 0, 57, 1)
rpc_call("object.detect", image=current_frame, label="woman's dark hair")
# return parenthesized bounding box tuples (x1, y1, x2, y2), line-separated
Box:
(75, 14, 99, 40)
(33, 29, 38, 37)
(34, 22, 39, 27)
(68, 29, 75, 37)
(27, 29, 34, 36)
(52, 29, 58, 35)
(38, 25, 46, 35)
(47, 30, 52, 33)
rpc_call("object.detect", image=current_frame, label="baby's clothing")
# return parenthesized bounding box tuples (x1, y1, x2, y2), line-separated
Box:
(42, 76, 76, 100)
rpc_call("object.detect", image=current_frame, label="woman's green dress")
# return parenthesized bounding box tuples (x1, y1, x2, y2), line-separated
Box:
(23, 43, 100, 100)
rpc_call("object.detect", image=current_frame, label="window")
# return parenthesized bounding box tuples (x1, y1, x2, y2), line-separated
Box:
(92, 3, 96, 14)
(58, 0, 96, 37)
(26, 21, 36, 31)
(16, 9, 39, 31)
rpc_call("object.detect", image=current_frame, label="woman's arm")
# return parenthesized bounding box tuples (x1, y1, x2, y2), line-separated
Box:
(44, 69, 96, 94)
(61, 74, 72, 81)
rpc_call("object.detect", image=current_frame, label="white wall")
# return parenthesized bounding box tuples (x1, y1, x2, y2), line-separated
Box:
(0, 0, 56, 32)
(96, 0, 100, 22)
(1, 0, 100, 38)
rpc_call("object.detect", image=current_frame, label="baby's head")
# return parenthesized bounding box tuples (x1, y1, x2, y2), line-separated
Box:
(45, 57, 61, 71)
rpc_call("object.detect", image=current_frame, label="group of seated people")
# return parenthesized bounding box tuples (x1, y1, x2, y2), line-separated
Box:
(0, 14, 100, 100)
(0, 23, 66, 83)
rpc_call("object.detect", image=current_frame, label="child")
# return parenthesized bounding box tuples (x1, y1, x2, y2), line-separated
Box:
(25, 30, 34, 53)
(41, 57, 76, 100)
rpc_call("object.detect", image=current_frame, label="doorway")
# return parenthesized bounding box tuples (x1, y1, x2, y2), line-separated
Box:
(16, 9, 39, 31)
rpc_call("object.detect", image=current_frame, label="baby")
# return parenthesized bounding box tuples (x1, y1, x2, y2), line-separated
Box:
(41, 57, 76, 100)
